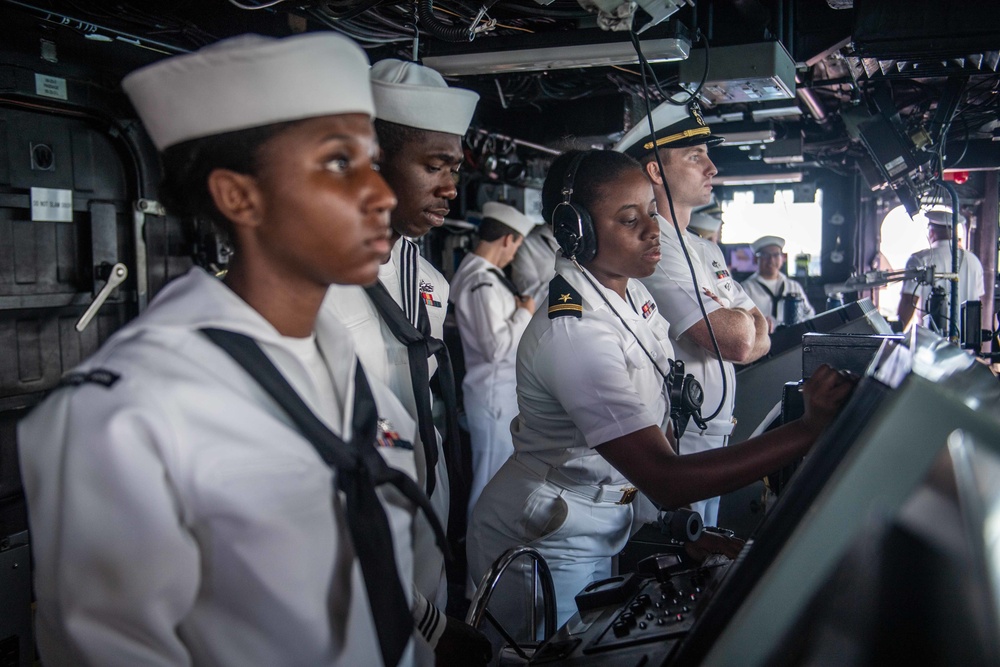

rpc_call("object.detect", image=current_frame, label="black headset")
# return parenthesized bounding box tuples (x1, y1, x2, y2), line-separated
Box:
(551, 151, 598, 263)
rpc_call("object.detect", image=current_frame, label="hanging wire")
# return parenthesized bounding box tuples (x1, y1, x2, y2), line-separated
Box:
(630, 29, 728, 427)
(225, 0, 293, 10)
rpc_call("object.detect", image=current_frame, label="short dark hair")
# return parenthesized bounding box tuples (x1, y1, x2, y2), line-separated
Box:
(374, 119, 431, 158)
(478, 216, 521, 243)
(541, 149, 643, 223)
(159, 121, 293, 241)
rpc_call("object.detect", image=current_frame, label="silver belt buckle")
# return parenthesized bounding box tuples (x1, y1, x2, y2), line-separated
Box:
(617, 486, 638, 505)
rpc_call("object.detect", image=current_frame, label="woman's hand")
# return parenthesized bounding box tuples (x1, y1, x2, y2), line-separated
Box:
(800, 364, 858, 436)
(684, 529, 745, 562)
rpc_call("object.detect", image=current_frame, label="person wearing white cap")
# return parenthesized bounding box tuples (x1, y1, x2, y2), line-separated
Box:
(688, 211, 723, 243)
(510, 220, 561, 304)
(614, 100, 770, 527)
(450, 202, 537, 525)
(322, 59, 479, 625)
(741, 236, 816, 331)
(897, 207, 984, 330)
(16, 33, 467, 667)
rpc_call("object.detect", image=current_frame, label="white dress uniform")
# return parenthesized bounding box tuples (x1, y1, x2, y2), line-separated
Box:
(741, 271, 816, 326)
(639, 219, 756, 526)
(18, 268, 431, 667)
(468, 257, 674, 628)
(449, 253, 533, 523)
(900, 240, 985, 327)
(510, 223, 559, 305)
(323, 236, 450, 605)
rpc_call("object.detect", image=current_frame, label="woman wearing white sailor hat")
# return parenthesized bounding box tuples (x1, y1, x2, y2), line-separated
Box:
(18, 32, 460, 667)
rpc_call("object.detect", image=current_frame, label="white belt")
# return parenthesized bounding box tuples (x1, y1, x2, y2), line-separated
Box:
(692, 416, 737, 437)
(513, 453, 637, 505)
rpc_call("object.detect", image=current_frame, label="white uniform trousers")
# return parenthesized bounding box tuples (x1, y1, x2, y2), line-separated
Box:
(468, 455, 635, 634)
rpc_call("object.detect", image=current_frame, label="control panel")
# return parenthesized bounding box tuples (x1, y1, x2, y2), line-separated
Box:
(530, 559, 731, 665)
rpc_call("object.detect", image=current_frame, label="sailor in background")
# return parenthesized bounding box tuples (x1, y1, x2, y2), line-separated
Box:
(615, 101, 770, 527)
(323, 60, 478, 620)
(897, 207, 984, 330)
(741, 235, 816, 332)
(450, 202, 537, 524)
(18, 33, 440, 666)
(687, 207, 723, 244)
(510, 216, 560, 304)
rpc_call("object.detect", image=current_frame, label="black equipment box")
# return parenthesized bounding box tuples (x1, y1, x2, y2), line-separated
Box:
(801, 333, 902, 379)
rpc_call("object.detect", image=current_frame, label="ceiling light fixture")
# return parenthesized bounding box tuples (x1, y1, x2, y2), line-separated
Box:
(712, 172, 804, 186)
(423, 36, 691, 76)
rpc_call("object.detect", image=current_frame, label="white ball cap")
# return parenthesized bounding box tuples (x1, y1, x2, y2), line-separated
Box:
(752, 235, 786, 254)
(482, 202, 535, 238)
(123, 33, 374, 151)
(371, 59, 479, 136)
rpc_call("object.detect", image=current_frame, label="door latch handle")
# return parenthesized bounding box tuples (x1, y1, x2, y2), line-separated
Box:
(75, 262, 128, 332)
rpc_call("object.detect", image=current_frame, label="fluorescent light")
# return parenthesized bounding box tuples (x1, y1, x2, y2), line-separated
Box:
(750, 101, 803, 121)
(712, 172, 804, 186)
(713, 121, 777, 146)
(423, 37, 690, 76)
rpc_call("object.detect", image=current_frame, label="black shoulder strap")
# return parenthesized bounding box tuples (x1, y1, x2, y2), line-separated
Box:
(547, 274, 583, 319)
(488, 268, 522, 297)
(200, 327, 449, 667)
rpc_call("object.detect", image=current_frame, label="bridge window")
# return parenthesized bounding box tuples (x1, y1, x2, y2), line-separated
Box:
(721, 188, 823, 276)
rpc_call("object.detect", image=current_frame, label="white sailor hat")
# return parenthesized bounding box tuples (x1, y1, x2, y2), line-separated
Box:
(613, 98, 724, 158)
(123, 33, 374, 151)
(689, 212, 722, 234)
(371, 59, 479, 136)
(482, 202, 535, 237)
(751, 235, 786, 254)
(923, 205, 967, 227)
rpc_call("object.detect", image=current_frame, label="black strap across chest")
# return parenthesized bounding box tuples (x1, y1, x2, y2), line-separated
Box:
(363, 281, 460, 501)
(201, 327, 449, 667)
(488, 268, 522, 297)
(754, 278, 786, 318)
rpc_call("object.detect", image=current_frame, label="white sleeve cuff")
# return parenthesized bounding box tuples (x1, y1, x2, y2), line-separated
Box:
(411, 587, 447, 648)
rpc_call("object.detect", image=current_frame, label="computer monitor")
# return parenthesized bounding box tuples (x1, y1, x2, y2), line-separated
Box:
(730, 298, 891, 444)
(671, 327, 1000, 667)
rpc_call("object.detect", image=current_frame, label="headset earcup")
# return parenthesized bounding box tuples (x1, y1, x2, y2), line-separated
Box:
(551, 202, 582, 259)
(575, 205, 597, 263)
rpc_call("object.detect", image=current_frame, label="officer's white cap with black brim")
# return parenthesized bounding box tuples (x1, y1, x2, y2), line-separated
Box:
(924, 205, 967, 227)
(123, 33, 374, 152)
(371, 59, 479, 136)
(482, 202, 535, 238)
(613, 98, 724, 158)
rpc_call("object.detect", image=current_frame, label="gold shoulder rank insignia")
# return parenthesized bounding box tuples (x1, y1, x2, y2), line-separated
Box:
(548, 274, 583, 319)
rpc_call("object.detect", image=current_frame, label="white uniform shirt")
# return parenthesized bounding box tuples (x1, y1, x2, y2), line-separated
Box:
(467, 259, 674, 625)
(324, 238, 450, 405)
(510, 224, 558, 305)
(322, 237, 450, 604)
(900, 240, 985, 324)
(18, 268, 429, 667)
(450, 253, 533, 521)
(741, 271, 816, 326)
(450, 253, 532, 400)
(512, 257, 673, 484)
(639, 220, 756, 448)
